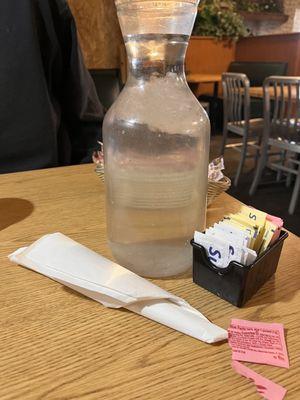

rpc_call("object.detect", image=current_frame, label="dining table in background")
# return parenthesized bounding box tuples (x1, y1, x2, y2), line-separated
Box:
(186, 73, 222, 98)
(0, 164, 299, 399)
(186, 75, 300, 101)
(249, 85, 300, 101)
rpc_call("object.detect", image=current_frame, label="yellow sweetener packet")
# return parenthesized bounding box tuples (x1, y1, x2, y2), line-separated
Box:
(259, 220, 278, 255)
(238, 205, 267, 227)
(229, 213, 264, 252)
(223, 217, 257, 249)
(237, 206, 268, 251)
(227, 213, 259, 234)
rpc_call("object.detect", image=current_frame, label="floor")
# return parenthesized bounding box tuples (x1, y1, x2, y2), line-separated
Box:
(210, 135, 300, 236)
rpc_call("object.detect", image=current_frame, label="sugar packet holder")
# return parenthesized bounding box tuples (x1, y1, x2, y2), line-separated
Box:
(191, 230, 288, 307)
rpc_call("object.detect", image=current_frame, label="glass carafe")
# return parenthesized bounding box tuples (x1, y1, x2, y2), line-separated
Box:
(103, 0, 210, 278)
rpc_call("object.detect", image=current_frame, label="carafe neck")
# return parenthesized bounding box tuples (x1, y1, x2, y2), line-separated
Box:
(124, 34, 188, 83)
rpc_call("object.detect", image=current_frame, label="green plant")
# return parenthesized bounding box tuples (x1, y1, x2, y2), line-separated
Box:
(236, 0, 281, 13)
(260, 0, 281, 12)
(192, 0, 248, 41)
(236, 0, 260, 12)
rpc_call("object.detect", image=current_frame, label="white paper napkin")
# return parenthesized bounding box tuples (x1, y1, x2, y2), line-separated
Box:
(9, 233, 227, 343)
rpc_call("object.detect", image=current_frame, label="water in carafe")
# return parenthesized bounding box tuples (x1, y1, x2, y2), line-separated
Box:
(103, 1, 210, 277)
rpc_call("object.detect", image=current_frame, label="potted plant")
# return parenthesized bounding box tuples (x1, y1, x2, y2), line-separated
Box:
(237, 0, 282, 13)
(186, 1, 247, 78)
(192, 0, 248, 41)
(235, 1, 287, 25)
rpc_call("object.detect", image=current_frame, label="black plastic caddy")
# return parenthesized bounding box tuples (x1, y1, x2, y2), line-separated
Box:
(191, 230, 288, 307)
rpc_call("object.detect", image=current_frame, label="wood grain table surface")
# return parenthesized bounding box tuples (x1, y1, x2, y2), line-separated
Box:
(249, 86, 299, 101)
(0, 164, 299, 400)
(186, 73, 222, 84)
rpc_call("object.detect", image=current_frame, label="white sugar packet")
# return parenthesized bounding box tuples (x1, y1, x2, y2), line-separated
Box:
(206, 227, 257, 266)
(194, 231, 245, 268)
(194, 231, 256, 268)
(194, 231, 230, 268)
(9, 233, 227, 344)
(243, 248, 258, 265)
(206, 227, 246, 248)
(214, 222, 252, 248)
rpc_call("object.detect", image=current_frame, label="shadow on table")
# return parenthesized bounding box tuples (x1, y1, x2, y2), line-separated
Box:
(0, 198, 34, 231)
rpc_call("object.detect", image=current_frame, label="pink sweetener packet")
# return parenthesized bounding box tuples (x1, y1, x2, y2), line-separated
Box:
(228, 319, 289, 368)
(267, 214, 284, 244)
(232, 361, 287, 400)
(267, 214, 284, 228)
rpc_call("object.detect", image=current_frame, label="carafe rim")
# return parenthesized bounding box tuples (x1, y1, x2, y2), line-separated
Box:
(115, 0, 199, 6)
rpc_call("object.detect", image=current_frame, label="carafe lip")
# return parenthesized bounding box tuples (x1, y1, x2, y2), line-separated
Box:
(115, 0, 199, 6)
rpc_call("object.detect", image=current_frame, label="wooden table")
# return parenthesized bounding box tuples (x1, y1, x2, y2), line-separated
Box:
(0, 164, 299, 400)
(250, 86, 300, 101)
(187, 73, 222, 97)
(186, 73, 222, 84)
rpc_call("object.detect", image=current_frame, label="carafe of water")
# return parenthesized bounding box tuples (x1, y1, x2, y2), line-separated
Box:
(103, 0, 210, 277)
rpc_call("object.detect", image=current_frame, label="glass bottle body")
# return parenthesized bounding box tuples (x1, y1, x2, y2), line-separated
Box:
(103, 1, 210, 277)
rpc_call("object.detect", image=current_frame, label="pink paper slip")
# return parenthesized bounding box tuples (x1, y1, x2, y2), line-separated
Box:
(267, 214, 283, 228)
(267, 214, 283, 243)
(228, 319, 289, 368)
(232, 360, 287, 400)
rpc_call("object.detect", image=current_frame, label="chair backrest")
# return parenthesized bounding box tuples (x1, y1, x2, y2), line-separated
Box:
(263, 76, 300, 138)
(89, 69, 121, 111)
(228, 62, 288, 87)
(222, 72, 250, 128)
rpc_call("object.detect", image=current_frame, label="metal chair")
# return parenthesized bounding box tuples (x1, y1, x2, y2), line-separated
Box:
(221, 73, 264, 186)
(250, 76, 300, 214)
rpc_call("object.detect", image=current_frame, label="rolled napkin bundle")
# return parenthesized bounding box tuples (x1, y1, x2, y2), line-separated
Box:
(9, 233, 227, 344)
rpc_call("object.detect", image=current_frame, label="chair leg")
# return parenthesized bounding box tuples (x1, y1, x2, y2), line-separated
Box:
(286, 173, 293, 187)
(249, 143, 268, 196)
(254, 147, 260, 170)
(276, 150, 286, 182)
(253, 132, 263, 170)
(234, 138, 247, 187)
(286, 152, 295, 188)
(220, 126, 228, 156)
(288, 165, 300, 215)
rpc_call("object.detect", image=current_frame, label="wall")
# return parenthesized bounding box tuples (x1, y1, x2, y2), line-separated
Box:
(186, 37, 235, 74)
(247, 0, 300, 35)
(236, 33, 300, 75)
(294, 8, 300, 30)
(68, 0, 300, 71)
(68, 0, 122, 69)
(186, 37, 236, 95)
